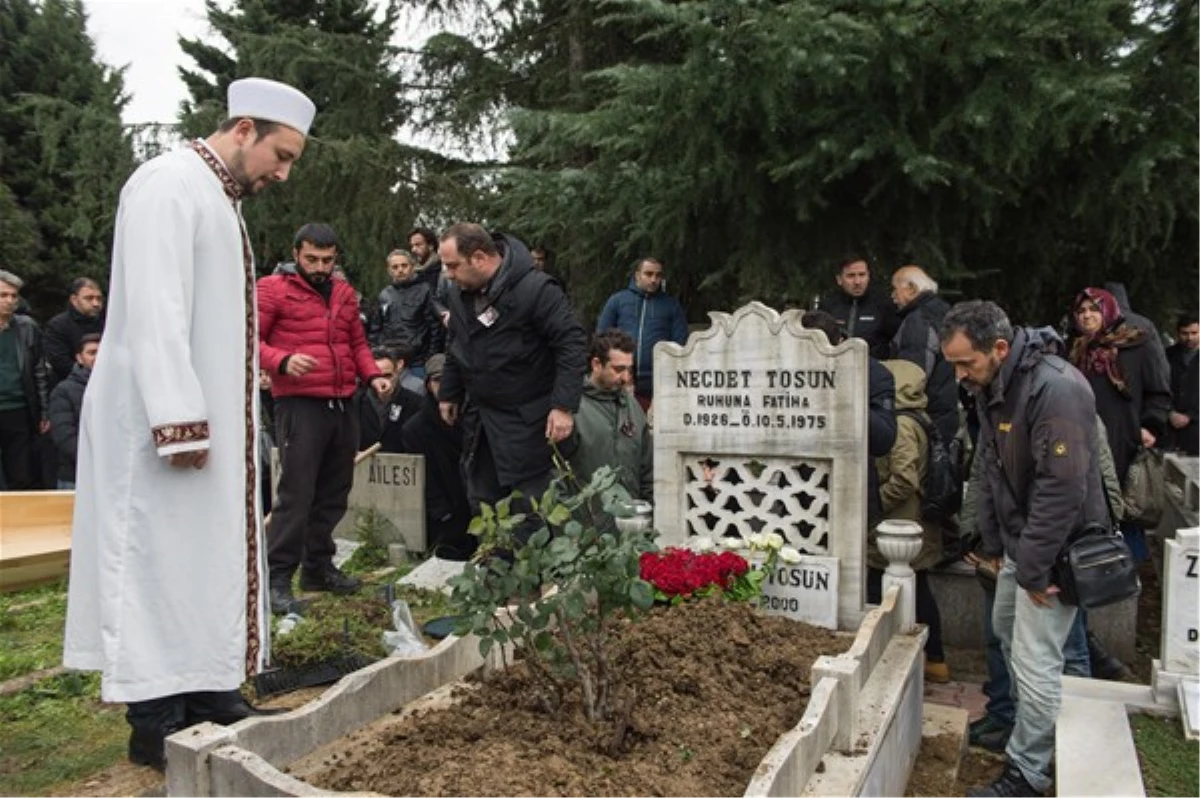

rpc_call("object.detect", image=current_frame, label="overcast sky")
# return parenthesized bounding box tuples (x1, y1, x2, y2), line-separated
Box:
(83, 0, 435, 126)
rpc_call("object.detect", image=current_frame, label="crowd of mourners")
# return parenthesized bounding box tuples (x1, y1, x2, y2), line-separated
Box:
(4, 228, 1197, 797)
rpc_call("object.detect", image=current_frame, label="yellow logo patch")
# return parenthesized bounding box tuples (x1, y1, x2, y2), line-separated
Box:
(1053, 441, 1068, 457)
(998, 422, 1012, 432)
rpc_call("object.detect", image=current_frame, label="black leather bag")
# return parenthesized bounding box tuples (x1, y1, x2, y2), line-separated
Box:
(1054, 524, 1140, 609)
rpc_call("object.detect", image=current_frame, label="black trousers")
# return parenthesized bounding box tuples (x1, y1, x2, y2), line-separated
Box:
(465, 428, 553, 548)
(267, 397, 359, 579)
(0, 406, 36, 489)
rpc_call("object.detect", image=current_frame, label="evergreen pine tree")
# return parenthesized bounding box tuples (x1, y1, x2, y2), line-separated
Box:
(178, 0, 434, 297)
(0, 0, 134, 316)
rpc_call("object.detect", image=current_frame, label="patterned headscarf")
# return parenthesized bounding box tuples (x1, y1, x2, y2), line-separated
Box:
(1067, 287, 1143, 396)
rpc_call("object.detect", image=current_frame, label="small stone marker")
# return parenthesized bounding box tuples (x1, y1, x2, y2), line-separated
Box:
(759, 554, 840, 629)
(273, 449, 427, 551)
(399, 556, 468, 595)
(1161, 527, 1199, 676)
(653, 302, 869, 628)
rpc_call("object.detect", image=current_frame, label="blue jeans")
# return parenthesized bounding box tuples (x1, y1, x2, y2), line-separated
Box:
(993, 557, 1078, 793)
(1121, 521, 1148, 564)
(1063, 610, 1091, 677)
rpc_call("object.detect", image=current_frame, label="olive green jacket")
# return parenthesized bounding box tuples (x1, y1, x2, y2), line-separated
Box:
(564, 381, 653, 503)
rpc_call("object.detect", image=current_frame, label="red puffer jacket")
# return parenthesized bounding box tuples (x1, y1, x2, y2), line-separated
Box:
(258, 269, 381, 399)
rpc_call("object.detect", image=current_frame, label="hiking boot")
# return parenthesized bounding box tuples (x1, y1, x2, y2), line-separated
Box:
(967, 764, 1043, 797)
(925, 660, 951, 684)
(299, 563, 361, 595)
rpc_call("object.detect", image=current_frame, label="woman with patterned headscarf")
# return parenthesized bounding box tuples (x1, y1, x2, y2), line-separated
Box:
(1067, 287, 1171, 560)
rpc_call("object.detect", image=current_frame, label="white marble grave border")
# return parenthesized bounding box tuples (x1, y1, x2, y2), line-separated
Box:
(166, 588, 925, 797)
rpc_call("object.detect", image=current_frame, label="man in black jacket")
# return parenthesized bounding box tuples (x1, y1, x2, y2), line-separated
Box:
(0, 270, 50, 490)
(1166, 313, 1199, 455)
(890, 265, 958, 445)
(44, 277, 105, 386)
(354, 347, 423, 452)
(437, 223, 588, 521)
(818, 255, 898, 359)
(49, 334, 99, 488)
(942, 301, 1107, 798)
(402, 354, 475, 560)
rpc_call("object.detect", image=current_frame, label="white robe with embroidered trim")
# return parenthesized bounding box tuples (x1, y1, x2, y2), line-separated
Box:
(63, 146, 268, 703)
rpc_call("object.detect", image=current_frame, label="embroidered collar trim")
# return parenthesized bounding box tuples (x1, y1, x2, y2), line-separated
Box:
(190, 139, 244, 202)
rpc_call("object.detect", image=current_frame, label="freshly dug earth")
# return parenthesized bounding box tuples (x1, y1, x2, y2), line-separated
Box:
(301, 599, 844, 797)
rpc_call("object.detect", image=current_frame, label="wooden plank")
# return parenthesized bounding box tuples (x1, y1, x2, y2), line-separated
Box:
(0, 491, 73, 592)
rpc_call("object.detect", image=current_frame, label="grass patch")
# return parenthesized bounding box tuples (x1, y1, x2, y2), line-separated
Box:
(1131, 712, 1199, 797)
(0, 671, 127, 796)
(0, 579, 69, 682)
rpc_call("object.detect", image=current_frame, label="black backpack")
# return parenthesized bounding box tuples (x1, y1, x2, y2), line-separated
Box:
(897, 409, 963, 520)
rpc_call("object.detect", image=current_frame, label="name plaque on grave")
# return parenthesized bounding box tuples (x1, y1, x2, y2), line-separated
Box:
(759, 554, 840, 629)
(653, 302, 869, 628)
(1163, 527, 1199, 675)
(272, 449, 427, 552)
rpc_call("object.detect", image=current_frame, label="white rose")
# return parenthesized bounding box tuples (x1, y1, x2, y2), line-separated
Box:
(765, 532, 785, 551)
(722, 536, 747, 550)
(779, 546, 802, 564)
(693, 536, 715, 552)
(747, 533, 766, 549)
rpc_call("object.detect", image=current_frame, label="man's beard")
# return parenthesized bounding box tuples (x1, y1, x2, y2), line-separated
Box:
(297, 265, 329, 285)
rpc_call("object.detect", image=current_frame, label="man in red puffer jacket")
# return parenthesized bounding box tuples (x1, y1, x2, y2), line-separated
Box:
(258, 223, 389, 614)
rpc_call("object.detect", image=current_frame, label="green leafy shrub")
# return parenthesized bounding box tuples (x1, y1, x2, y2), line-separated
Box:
(448, 464, 658, 737)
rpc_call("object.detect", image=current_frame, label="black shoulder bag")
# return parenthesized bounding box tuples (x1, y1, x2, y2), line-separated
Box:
(996, 447, 1140, 610)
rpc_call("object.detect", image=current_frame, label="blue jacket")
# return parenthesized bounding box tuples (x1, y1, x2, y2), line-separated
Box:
(596, 280, 688, 397)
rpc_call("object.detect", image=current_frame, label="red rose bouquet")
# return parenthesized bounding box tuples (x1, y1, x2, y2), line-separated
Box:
(639, 547, 758, 603)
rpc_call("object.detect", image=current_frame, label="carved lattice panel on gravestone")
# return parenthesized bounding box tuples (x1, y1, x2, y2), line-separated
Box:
(684, 456, 831, 554)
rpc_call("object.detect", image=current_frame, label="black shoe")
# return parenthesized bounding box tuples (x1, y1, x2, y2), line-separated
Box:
(269, 577, 305, 615)
(299, 563, 361, 595)
(968, 715, 1012, 747)
(967, 765, 1043, 797)
(128, 724, 179, 771)
(185, 689, 286, 726)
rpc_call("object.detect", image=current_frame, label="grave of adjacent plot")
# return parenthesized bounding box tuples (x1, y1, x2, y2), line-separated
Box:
(271, 449, 426, 552)
(652, 301, 868, 629)
(1159, 526, 1199, 738)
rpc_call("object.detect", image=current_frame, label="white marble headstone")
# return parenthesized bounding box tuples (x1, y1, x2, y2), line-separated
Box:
(652, 302, 869, 628)
(1162, 527, 1199, 676)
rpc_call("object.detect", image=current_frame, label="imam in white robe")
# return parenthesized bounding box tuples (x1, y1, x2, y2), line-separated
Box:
(63, 143, 268, 703)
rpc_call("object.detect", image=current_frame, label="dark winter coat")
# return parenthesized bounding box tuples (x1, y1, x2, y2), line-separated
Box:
(972, 327, 1109, 592)
(44, 306, 104, 385)
(401, 392, 474, 559)
(595, 280, 688, 398)
(1067, 322, 1171, 484)
(257, 266, 382, 399)
(3, 314, 50, 423)
(891, 291, 958, 445)
(820, 287, 899, 360)
(354, 384, 424, 452)
(48, 363, 89, 481)
(1166, 342, 1199, 455)
(377, 275, 445, 365)
(440, 233, 588, 486)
